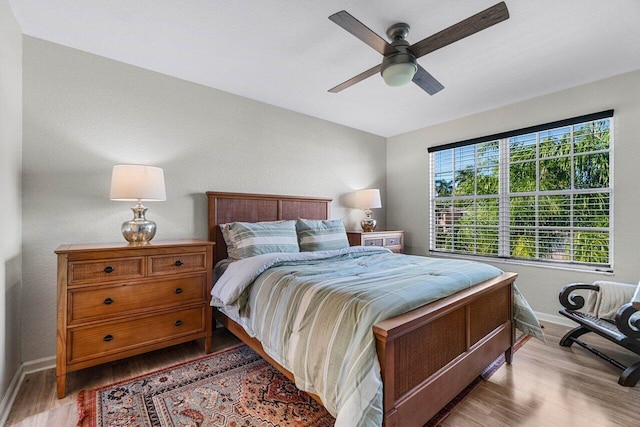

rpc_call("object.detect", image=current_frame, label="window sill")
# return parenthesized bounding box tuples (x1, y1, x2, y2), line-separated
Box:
(427, 251, 614, 275)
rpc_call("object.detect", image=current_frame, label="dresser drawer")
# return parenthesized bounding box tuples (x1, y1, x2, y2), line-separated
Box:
(68, 274, 207, 324)
(68, 306, 205, 364)
(148, 252, 207, 276)
(68, 257, 145, 285)
(56, 240, 214, 398)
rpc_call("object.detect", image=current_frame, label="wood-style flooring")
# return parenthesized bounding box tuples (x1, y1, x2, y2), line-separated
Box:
(6, 322, 640, 426)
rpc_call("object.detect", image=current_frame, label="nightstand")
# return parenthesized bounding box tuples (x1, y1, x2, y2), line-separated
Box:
(347, 230, 405, 253)
(55, 239, 214, 398)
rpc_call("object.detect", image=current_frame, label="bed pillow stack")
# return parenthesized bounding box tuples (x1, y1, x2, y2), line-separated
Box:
(221, 219, 350, 259)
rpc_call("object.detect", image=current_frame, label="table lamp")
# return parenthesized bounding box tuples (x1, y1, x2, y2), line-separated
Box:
(110, 165, 166, 243)
(355, 188, 382, 232)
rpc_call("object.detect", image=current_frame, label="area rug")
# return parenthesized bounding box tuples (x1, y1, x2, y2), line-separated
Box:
(77, 336, 530, 427)
(77, 344, 334, 427)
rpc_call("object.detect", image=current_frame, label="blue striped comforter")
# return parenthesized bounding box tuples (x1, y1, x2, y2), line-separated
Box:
(211, 247, 535, 426)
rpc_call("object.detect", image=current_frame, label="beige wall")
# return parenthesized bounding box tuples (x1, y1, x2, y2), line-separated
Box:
(0, 0, 23, 406)
(18, 31, 640, 362)
(22, 36, 387, 362)
(387, 70, 640, 321)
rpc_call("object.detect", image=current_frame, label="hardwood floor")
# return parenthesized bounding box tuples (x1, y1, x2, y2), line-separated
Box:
(6, 322, 640, 426)
(6, 328, 240, 427)
(441, 322, 640, 426)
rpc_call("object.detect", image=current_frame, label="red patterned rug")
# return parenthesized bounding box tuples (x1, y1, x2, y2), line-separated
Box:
(77, 336, 530, 427)
(77, 344, 334, 426)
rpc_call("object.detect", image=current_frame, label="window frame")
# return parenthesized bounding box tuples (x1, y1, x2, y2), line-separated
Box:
(428, 111, 614, 273)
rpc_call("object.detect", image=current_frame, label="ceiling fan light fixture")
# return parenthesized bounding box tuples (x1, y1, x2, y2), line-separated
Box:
(381, 53, 417, 87)
(382, 62, 417, 86)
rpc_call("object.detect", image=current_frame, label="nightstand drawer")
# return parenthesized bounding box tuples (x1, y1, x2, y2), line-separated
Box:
(68, 306, 205, 364)
(363, 238, 384, 247)
(385, 235, 402, 246)
(148, 252, 207, 276)
(347, 231, 405, 254)
(68, 274, 207, 324)
(69, 257, 145, 285)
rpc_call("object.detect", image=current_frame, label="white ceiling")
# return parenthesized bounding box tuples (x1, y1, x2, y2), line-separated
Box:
(9, 0, 640, 137)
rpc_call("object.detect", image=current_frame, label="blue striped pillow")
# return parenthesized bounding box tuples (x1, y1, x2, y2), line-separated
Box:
(223, 220, 299, 260)
(296, 219, 349, 252)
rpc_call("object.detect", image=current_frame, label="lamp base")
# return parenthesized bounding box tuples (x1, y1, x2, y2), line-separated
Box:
(361, 209, 377, 232)
(121, 203, 157, 243)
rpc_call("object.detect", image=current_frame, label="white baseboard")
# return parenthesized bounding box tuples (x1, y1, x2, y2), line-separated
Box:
(0, 356, 55, 426)
(0, 363, 24, 427)
(535, 311, 575, 328)
(23, 355, 55, 374)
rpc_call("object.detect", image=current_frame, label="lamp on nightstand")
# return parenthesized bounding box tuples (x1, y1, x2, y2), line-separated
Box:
(355, 188, 382, 232)
(110, 165, 166, 243)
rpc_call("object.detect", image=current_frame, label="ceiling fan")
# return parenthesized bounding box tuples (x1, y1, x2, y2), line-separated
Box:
(328, 2, 509, 95)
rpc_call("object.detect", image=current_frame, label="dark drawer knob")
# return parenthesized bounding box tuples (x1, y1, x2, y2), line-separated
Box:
(103, 334, 114, 342)
(175, 288, 183, 294)
(175, 260, 183, 266)
(174, 320, 183, 327)
(104, 266, 114, 273)
(104, 297, 114, 305)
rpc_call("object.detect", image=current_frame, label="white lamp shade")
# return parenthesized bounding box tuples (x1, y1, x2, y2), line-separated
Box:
(355, 189, 382, 209)
(110, 165, 166, 201)
(382, 62, 417, 87)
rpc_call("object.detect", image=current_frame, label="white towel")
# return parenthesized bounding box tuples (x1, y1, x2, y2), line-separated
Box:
(585, 281, 637, 319)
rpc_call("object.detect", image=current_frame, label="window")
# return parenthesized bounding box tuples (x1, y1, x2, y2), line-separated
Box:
(429, 111, 613, 271)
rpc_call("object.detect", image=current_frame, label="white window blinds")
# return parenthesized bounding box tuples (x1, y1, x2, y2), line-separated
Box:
(429, 111, 613, 270)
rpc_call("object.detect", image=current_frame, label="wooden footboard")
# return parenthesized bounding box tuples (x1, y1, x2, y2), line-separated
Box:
(373, 272, 516, 426)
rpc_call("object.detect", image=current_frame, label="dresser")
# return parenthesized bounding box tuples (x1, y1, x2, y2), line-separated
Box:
(347, 230, 405, 253)
(55, 239, 214, 398)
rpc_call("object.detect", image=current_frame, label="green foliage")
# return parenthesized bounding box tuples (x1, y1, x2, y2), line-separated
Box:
(434, 174, 453, 197)
(455, 169, 475, 196)
(574, 120, 610, 152)
(540, 157, 571, 191)
(539, 195, 570, 227)
(574, 232, 609, 263)
(575, 153, 609, 189)
(509, 161, 536, 192)
(510, 230, 535, 259)
(574, 193, 609, 228)
(477, 167, 499, 195)
(510, 196, 535, 227)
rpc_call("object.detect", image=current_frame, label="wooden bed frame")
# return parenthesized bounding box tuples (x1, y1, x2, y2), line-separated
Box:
(206, 191, 517, 426)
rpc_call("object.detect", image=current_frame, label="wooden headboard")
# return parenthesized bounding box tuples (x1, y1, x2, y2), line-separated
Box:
(206, 191, 332, 266)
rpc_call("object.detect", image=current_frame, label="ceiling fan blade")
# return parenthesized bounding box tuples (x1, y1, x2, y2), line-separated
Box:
(328, 64, 381, 93)
(412, 65, 444, 95)
(329, 11, 396, 56)
(409, 2, 509, 58)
